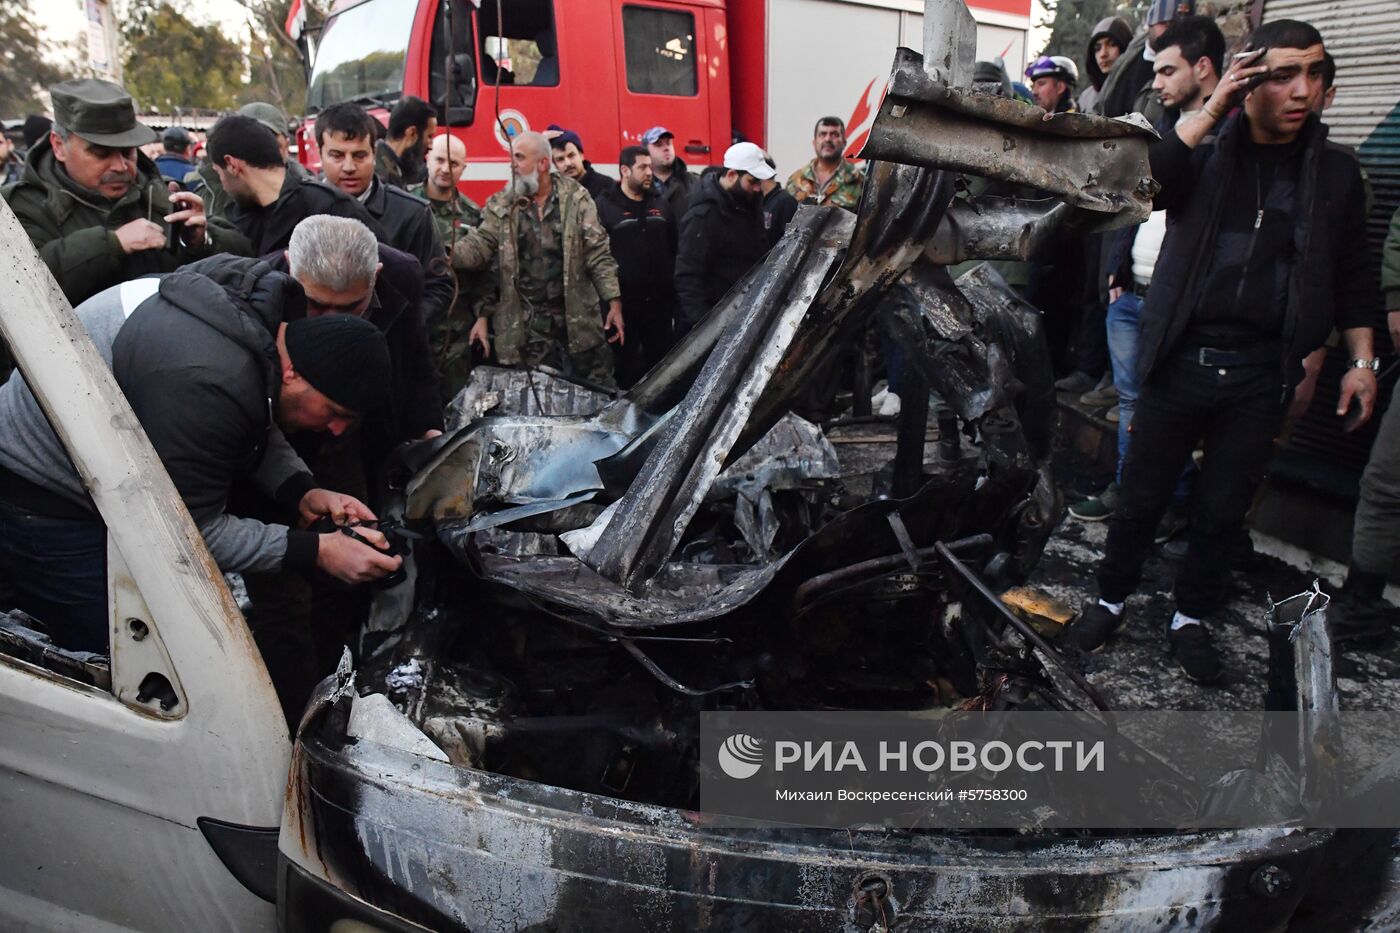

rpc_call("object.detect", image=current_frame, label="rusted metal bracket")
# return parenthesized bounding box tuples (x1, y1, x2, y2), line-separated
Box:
(861, 48, 1158, 227)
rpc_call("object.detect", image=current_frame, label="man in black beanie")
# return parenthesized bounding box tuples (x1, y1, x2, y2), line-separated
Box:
(0, 255, 402, 657)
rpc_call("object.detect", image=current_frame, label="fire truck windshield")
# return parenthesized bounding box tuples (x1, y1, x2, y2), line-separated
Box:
(307, 0, 417, 111)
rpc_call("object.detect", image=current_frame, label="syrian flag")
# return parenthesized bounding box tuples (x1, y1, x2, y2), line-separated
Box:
(284, 0, 306, 40)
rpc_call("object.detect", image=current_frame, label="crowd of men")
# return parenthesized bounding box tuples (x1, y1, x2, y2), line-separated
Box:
(0, 75, 866, 721)
(0, 0, 1397, 712)
(1026, 0, 1400, 687)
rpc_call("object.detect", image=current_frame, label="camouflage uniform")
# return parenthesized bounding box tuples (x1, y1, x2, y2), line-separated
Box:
(451, 174, 620, 388)
(407, 182, 493, 403)
(785, 158, 865, 212)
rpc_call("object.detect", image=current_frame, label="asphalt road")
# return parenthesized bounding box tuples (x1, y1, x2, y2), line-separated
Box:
(1031, 513, 1400, 712)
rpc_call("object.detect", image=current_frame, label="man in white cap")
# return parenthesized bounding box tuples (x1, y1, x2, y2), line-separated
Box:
(674, 141, 774, 334)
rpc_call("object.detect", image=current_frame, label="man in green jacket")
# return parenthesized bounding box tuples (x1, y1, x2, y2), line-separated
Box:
(451, 131, 624, 388)
(407, 133, 495, 404)
(2, 78, 238, 307)
(1333, 204, 1400, 645)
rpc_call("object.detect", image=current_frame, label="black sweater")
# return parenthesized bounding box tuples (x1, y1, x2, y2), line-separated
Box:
(1137, 112, 1375, 388)
(595, 184, 678, 304)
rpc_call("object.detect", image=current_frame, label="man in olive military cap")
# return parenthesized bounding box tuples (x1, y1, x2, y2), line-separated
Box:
(2, 78, 239, 306)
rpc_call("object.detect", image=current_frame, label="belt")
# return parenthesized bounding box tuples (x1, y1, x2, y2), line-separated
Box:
(1178, 344, 1280, 368)
(1132, 281, 1150, 299)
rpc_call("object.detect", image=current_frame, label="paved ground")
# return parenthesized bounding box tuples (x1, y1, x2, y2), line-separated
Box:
(1035, 463, 1400, 712)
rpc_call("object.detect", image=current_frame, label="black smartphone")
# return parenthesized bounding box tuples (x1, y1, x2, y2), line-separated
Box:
(165, 216, 183, 252)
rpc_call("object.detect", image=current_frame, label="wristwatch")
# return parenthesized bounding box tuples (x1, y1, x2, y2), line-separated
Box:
(1349, 358, 1381, 372)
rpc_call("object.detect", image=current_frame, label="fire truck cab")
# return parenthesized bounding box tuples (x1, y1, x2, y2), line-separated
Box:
(301, 0, 1032, 203)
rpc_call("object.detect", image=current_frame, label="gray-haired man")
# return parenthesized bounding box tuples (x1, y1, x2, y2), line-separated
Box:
(249, 216, 443, 720)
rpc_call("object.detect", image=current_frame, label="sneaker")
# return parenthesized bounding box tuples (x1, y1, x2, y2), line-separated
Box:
(1068, 483, 1120, 522)
(1161, 538, 1188, 562)
(1154, 504, 1188, 544)
(1166, 623, 1224, 684)
(1054, 371, 1097, 394)
(1105, 404, 1121, 424)
(1066, 602, 1126, 652)
(1080, 376, 1118, 406)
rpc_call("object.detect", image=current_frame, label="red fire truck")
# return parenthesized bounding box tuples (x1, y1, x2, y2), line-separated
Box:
(299, 0, 1032, 202)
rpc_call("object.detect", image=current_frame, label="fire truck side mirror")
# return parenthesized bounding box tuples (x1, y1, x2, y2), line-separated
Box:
(447, 52, 477, 127)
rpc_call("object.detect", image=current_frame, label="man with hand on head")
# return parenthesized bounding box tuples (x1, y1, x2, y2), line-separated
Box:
(1066, 20, 1379, 684)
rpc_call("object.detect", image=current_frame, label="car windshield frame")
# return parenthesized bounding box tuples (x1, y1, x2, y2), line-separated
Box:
(307, 0, 418, 110)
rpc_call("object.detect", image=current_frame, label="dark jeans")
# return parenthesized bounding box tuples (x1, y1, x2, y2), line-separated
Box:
(0, 499, 107, 653)
(1097, 353, 1286, 619)
(612, 296, 675, 388)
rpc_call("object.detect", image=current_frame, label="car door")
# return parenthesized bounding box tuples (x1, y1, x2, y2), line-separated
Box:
(614, 0, 716, 163)
(0, 202, 290, 932)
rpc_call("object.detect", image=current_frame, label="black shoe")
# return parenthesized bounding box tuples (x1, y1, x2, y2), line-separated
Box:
(1066, 602, 1126, 652)
(1154, 505, 1188, 544)
(1167, 623, 1223, 684)
(1330, 565, 1392, 645)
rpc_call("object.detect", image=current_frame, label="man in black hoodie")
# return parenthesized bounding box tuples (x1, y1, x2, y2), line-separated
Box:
(1067, 20, 1378, 684)
(674, 142, 773, 334)
(211, 114, 379, 256)
(0, 254, 402, 654)
(1079, 17, 1132, 114)
(597, 145, 679, 385)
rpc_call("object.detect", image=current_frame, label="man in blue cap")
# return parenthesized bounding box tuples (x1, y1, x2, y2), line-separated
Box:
(154, 126, 196, 190)
(643, 125, 698, 216)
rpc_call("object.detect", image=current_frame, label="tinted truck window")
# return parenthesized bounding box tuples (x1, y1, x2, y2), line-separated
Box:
(622, 6, 698, 96)
(307, 0, 417, 109)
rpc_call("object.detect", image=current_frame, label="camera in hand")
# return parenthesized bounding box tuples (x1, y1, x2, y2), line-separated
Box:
(308, 517, 411, 589)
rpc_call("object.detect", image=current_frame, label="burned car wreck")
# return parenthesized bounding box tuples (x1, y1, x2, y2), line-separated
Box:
(277, 15, 1398, 933)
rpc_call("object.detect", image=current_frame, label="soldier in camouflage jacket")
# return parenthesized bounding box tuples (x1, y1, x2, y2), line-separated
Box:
(450, 133, 622, 387)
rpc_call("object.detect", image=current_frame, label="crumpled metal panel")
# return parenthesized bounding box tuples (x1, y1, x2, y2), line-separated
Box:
(285, 709, 1336, 932)
(445, 365, 614, 429)
(862, 48, 1157, 225)
(576, 208, 856, 589)
(712, 412, 840, 500)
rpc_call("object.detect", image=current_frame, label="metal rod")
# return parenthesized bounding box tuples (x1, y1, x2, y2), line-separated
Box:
(933, 541, 1112, 713)
(791, 534, 992, 612)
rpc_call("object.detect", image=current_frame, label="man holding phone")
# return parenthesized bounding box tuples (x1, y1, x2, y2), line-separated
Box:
(3, 78, 241, 306)
(1067, 19, 1379, 684)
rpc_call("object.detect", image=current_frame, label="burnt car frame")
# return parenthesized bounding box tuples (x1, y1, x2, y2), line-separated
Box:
(1, 3, 1396, 931)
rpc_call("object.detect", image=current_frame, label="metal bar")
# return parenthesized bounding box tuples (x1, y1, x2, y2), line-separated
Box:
(933, 541, 1112, 713)
(585, 211, 837, 589)
(861, 49, 1156, 226)
(791, 534, 992, 612)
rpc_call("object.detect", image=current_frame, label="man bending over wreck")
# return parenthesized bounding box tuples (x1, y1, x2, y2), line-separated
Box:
(0, 254, 403, 654)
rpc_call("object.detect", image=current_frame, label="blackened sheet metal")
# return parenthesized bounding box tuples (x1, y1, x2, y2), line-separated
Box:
(580, 209, 843, 589)
(479, 455, 1003, 628)
(922, 196, 1068, 266)
(862, 48, 1157, 224)
(287, 705, 1335, 933)
(445, 365, 614, 428)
